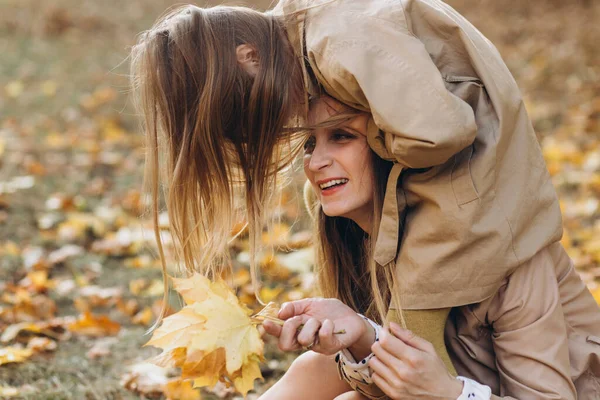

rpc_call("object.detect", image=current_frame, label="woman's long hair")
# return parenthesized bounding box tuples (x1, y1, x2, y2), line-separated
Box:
(130, 5, 305, 329)
(314, 156, 398, 325)
(306, 102, 400, 325)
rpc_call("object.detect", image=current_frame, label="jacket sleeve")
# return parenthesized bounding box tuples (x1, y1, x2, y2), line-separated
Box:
(485, 252, 577, 399)
(318, 27, 478, 169)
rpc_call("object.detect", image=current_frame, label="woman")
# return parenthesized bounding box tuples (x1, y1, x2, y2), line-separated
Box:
(130, 0, 600, 397)
(260, 96, 600, 399)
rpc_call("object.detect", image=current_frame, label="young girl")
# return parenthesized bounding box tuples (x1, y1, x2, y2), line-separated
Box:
(130, 0, 600, 398)
(260, 96, 600, 399)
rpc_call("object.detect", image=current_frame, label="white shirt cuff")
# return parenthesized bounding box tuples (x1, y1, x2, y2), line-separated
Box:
(456, 376, 492, 400)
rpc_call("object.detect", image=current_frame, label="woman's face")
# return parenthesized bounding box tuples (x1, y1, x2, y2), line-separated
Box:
(304, 98, 374, 228)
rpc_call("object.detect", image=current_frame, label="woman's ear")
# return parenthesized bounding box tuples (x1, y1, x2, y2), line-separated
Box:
(236, 44, 259, 77)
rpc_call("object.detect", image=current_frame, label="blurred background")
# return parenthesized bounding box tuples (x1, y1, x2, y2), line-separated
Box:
(0, 0, 598, 398)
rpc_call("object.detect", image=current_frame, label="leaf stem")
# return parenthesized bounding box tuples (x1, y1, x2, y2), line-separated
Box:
(251, 316, 346, 334)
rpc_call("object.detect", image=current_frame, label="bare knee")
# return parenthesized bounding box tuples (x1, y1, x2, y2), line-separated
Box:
(259, 351, 348, 400)
(288, 350, 334, 371)
(334, 391, 368, 400)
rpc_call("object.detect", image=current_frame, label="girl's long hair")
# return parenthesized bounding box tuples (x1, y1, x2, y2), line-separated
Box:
(130, 5, 305, 329)
(306, 103, 400, 325)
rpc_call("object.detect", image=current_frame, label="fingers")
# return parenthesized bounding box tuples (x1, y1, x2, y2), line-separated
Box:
(262, 320, 282, 338)
(371, 371, 394, 397)
(257, 324, 266, 339)
(389, 322, 435, 354)
(278, 299, 313, 320)
(372, 338, 405, 372)
(278, 316, 304, 351)
(368, 356, 401, 387)
(317, 319, 336, 354)
(297, 318, 321, 347)
(376, 328, 417, 362)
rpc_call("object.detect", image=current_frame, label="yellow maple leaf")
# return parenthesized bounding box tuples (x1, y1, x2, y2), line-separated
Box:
(163, 378, 202, 400)
(188, 293, 263, 374)
(189, 348, 228, 387)
(149, 347, 187, 368)
(230, 354, 263, 396)
(172, 274, 239, 307)
(0, 347, 33, 366)
(146, 274, 265, 396)
(145, 307, 207, 351)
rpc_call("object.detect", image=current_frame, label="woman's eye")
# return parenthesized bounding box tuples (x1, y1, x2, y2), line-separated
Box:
(303, 137, 315, 153)
(332, 130, 355, 141)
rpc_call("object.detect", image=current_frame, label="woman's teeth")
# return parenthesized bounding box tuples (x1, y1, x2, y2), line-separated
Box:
(319, 179, 348, 189)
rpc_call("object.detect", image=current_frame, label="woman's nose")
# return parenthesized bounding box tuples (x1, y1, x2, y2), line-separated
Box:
(308, 144, 332, 171)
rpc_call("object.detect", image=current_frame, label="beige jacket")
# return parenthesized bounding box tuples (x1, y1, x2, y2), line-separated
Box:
(273, 0, 562, 310)
(445, 242, 600, 399)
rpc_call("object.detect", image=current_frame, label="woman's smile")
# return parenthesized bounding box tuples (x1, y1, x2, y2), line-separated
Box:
(317, 177, 349, 196)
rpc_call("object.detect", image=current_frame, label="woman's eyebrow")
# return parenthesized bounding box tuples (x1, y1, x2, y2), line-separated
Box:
(340, 126, 361, 135)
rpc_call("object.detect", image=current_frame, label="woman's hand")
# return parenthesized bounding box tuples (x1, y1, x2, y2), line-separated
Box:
(262, 298, 374, 357)
(369, 323, 463, 400)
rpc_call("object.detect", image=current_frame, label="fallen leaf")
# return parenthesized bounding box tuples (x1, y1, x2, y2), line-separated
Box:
(20, 270, 54, 293)
(21, 246, 47, 270)
(0, 288, 57, 323)
(47, 244, 84, 265)
(67, 311, 120, 337)
(0, 384, 35, 397)
(132, 307, 154, 326)
(129, 278, 163, 297)
(27, 337, 57, 352)
(121, 362, 174, 397)
(116, 298, 140, 317)
(86, 337, 118, 359)
(40, 80, 58, 96)
(0, 346, 33, 365)
(1, 322, 42, 343)
(5, 81, 24, 98)
(261, 223, 290, 247)
(0, 386, 19, 397)
(125, 255, 156, 269)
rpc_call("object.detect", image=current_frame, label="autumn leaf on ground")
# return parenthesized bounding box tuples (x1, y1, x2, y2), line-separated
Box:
(27, 337, 57, 352)
(145, 274, 264, 396)
(67, 311, 120, 337)
(0, 318, 71, 343)
(121, 362, 173, 398)
(0, 346, 34, 365)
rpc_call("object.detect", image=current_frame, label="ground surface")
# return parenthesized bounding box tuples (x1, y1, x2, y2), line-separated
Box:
(0, 0, 599, 399)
